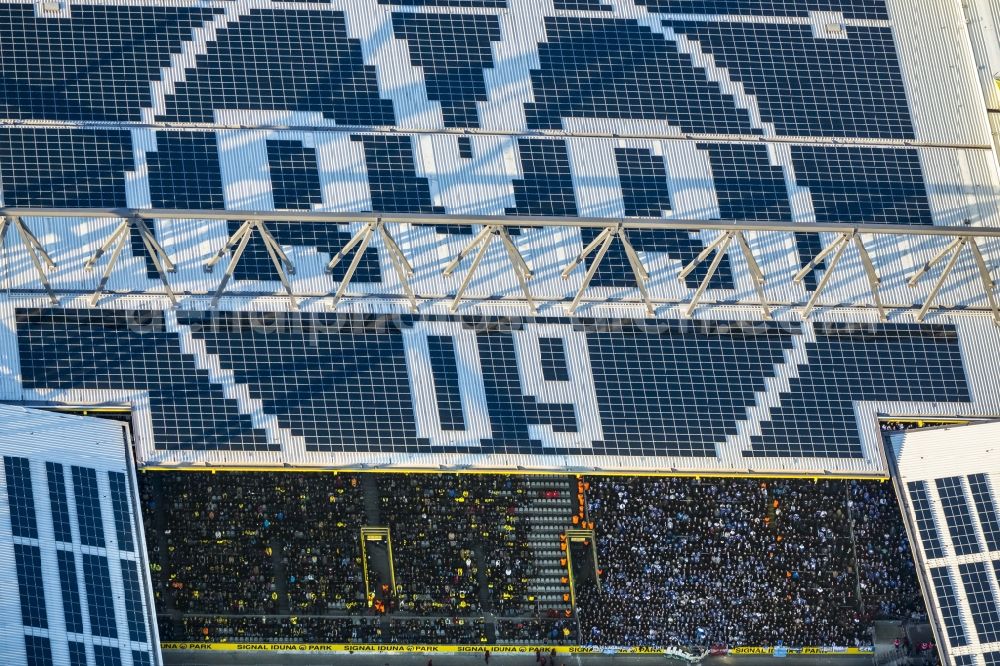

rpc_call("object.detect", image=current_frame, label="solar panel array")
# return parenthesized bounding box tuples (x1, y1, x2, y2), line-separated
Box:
(9, 308, 975, 468)
(0, 414, 157, 666)
(0, 0, 999, 473)
(892, 429, 1000, 666)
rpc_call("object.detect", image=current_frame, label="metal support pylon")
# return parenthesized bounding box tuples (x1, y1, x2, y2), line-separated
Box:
(444, 224, 535, 313)
(328, 219, 418, 311)
(205, 220, 296, 308)
(561, 225, 655, 315)
(0, 215, 59, 304)
(85, 216, 176, 306)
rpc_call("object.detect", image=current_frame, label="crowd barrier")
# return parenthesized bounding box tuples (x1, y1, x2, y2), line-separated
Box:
(160, 642, 873, 657)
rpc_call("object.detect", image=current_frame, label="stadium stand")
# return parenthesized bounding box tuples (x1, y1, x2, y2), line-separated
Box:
(140, 471, 925, 649)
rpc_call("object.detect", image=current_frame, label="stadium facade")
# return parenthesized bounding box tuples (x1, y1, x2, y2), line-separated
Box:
(2, 3, 1000, 477)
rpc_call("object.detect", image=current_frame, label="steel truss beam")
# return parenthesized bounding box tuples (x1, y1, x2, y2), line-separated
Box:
(444, 224, 535, 313)
(85, 216, 176, 306)
(0, 207, 997, 322)
(0, 216, 58, 304)
(205, 220, 296, 308)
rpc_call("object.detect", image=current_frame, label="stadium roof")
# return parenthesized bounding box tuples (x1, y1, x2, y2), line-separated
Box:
(0, 405, 160, 666)
(887, 422, 1000, 666)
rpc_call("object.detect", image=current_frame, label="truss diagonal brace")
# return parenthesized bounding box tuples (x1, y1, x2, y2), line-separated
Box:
(733, 231, 771, 320)
(444, 224, 535, 312)
(968, 239, 1000, 326)
(206, 220, 297, 308)
(851, 234, 886, 321)
(326, 219, 417, 311)
(800, 232, 853, 320)
(378, 223, 418, 312)
(0, 216, 59, 304)
(684, 231, 734, 318)
(911, 238, 967, 323)
(561, 225, 655, 315)
(84, 216, 177, 306)
(329, 221, 376, 310)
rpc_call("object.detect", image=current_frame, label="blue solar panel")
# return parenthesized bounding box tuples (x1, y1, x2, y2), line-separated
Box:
(0, 4, 220, 122)
(148, 131, 224, 210)
(82, 554, 118, 639)
(92, 645, 122, 666)
(637, 0, 889, 19)
(555, 0, 612, 8)
(968, 474, 1000, 552)
(477, 331, 578, 453)
(23, 635, 53, 666)
(269, 139, 323, 211)
(379, 0, 506, 7)
(540, 337, 570, 382)
(506, 138, 577, 222)
(428, 335, 466, 431)
(791, 146, 932, 225)
(15, 309, 977, 459)
(749, 324, 970, 458)
(937, 476, 982, 556)
(525, 17, 757, 134)
(45, 462, 72, 543)
(120, 559, 149, 643)
(158, 9, 395, 124)
(68, 642, 88, 666)
(0, 128, 132, 208)
(355, 133, 445, 217)
(108, 471, 135, 552)
(71, 466, 106, 548)
(4, 456, 38, 539)
(959, 562, 1000, 644)
(908, 481, 945, 559)
(457, 136, 474, 159)
(587, 320, 796, 457)
(18, 310, 271, 452)
(930, 566, 968, 647)
(14, 543, 48, 629)
(178, 310, 426, 453)
(668, 21, 912, 139)
(392, 12, 502, 128)
(56, 549, 85, 634)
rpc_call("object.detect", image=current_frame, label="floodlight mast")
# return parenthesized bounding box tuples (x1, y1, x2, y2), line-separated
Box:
(0, 208, 997, 324)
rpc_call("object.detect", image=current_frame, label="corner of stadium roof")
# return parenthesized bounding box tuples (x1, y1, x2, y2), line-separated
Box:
(885, 420, 1000, 666)
(0, 404, 162, 666)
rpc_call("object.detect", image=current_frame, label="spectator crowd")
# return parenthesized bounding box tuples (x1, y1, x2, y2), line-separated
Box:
(575, 477, 920, 649)
(141, 472, 924, 649)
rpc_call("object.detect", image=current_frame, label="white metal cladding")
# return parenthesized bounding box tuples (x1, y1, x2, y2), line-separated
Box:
(887, 423, 1000, 666)
(0, 405, 161, 666)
